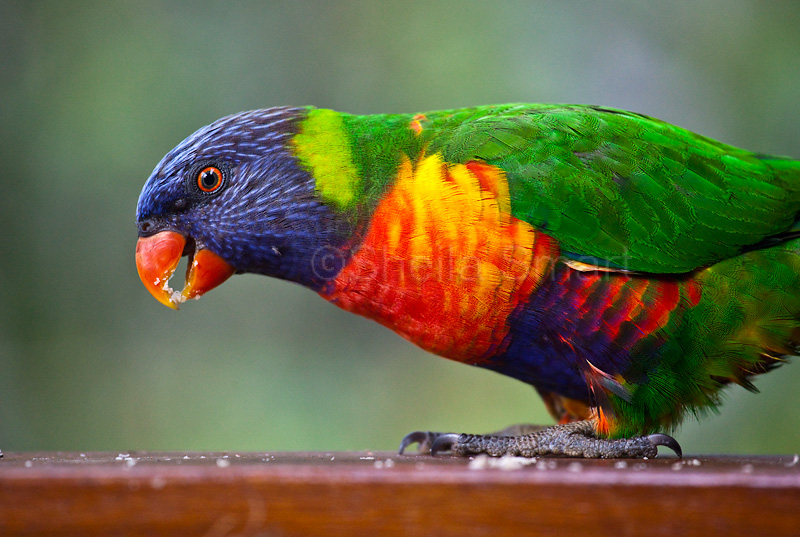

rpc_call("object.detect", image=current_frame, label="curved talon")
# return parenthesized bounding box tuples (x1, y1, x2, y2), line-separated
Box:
(430, 433, 460, 456)
(399, 431, 433, 455)
(647, 433, 683, 458)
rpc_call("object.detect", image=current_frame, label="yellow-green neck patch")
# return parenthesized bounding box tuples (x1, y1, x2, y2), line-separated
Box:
(292, 108, 361, 211)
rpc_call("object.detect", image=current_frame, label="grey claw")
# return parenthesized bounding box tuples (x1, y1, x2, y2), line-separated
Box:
(430, 433, 461, 456)
(398, 431, 433, 454)
(647, 433, 683, 458)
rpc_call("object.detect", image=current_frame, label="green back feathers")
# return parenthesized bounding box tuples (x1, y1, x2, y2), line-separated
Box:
(422, 104, 800, 273)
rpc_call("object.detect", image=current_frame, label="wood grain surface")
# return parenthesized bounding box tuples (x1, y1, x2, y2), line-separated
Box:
(1, 451, 799, 536)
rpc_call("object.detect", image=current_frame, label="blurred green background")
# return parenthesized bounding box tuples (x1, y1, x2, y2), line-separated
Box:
(2, 0, 799, 454)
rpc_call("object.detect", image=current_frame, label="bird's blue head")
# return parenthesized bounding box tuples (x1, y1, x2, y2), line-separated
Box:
(135, 107, 354, 309)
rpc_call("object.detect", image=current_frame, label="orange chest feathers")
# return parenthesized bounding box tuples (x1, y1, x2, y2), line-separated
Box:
(321, 155, 558, 362)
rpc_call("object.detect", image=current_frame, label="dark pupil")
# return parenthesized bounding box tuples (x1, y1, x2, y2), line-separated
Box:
(201, 170, 218, 189)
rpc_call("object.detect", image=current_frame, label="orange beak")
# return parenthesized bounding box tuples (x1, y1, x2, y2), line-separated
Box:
(135, 231, 235, 309)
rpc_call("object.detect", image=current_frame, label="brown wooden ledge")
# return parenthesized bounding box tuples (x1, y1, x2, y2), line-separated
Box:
(1, 451, 799, 536)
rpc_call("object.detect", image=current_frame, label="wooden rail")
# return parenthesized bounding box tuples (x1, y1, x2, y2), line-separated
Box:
(1, 451, 799, 536)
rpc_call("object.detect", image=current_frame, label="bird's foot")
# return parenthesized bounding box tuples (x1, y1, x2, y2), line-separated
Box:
(398, 420, 681, 459)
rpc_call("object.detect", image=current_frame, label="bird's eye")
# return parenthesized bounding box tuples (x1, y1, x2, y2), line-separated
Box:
(196, 166, 224, 193)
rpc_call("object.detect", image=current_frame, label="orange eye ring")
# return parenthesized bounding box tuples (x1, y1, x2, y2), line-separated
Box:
(197, 166, 224, 193)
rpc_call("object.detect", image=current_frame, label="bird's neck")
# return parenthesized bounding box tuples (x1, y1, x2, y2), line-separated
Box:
(286, 107, 489, 292)
(291, 108, 427, 218)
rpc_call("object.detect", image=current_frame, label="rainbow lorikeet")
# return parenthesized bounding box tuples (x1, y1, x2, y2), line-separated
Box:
(135, 104, 800, 458)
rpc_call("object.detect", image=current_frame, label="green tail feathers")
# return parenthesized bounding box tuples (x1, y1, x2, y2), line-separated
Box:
(610, 237, 800, 437)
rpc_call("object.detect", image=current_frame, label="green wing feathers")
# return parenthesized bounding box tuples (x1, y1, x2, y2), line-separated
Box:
(418, 104, 800, 273)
